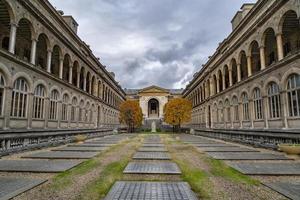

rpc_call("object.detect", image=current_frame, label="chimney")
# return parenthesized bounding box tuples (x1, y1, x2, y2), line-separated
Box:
(231, 3, 255, 30)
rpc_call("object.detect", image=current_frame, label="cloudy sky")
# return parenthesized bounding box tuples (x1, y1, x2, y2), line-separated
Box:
(49, 0, 256, 89)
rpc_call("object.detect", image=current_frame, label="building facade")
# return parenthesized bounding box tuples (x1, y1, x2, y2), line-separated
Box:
(125, 86, 182, 123)
(183, 0, 300, 130)
(0, 0, 125, 131)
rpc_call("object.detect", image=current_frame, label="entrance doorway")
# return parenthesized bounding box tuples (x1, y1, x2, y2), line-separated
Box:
(148, 99, 159, 118)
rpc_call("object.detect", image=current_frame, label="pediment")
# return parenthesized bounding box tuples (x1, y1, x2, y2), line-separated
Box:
(139, 85, 169, 94)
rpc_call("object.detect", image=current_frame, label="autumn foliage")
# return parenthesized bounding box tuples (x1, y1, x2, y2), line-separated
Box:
(164, 98, 192, 132)
(119, 100, 143, 133)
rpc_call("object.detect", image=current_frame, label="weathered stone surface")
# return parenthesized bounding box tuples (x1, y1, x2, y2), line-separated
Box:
(207, 152, 291, 160)
(138, 147, 167, 152)
(263, 182, 300, 200)
(194, 144, 236, 147)
(104, 181, 198, 200)
(198, 147, 258, 152)
(124, 162, 181, 174)
(133, 152, 170, 160)
(142, 144, 164, 147)
(0, 160, 83, 172)
(85, 141, 118, 144)
(52, 146, 107, 152)
(228, 162, 300, 175)
(68, 143, 113, 147)
(22, 151, 99, 159)
(0, 178, 46, 200)
(184, 141, 218, 144)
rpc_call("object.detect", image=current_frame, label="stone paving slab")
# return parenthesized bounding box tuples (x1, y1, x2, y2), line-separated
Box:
(0, 178, 46, 200)
(198, 147, 258, 152)
(228, 162, 300, 175)
(263, 182, 300, 200)
(23, 151, 99, 159)
(194, 143, 236, 147)
(138, 147, 167, 152)
(52, 146, 107, 152)
(142, 144, 165, 147)
(207, 152, 291, 160)
(85, 141, 118, 144)
(184, 141, 218, 144)
(104, 181, 197, 200)
(133, 152, 170, 160)
(68, 143, 113, 147)
(0, 160, 83, 172)
(124, 162, 181, 174)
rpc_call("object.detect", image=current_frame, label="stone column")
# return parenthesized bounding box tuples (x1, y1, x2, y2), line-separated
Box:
(46, 50, 52, 73)
(260, 46, 266, 70)
(27, 93, 33, 129)
(281, 91, 288, 129)
(88, 80, 92, 94)
(8, 22, 17, 54)
(263, 96, 269, 129)
(30, 38, 37, 65)
(237, 63, 241, 82)
(276, 33, 284, 61)
(76, 71, 80, 88)
(216, 77, 220, 93)
(68, 65, 73, 84)
(59, 58, 64, 79)
(229, 68, 233, 87)
(247, 56, 252, 77)
(249, 99, 254, 129)
(44, 97, 50, 129)
(3, 87, 12, 130)
(83, 75, 87, 91)
(222, 74, 226, 90)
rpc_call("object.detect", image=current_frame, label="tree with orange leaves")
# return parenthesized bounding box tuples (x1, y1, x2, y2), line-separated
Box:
(119, 100, 143, 133)
(164, 98, 192, 132)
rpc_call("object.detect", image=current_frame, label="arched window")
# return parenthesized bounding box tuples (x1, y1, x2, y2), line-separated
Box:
(11, 78, 28, 118)
(0, 1, 11, 51)
(0, 73, 5, 116)
(51, 46, 61, 77)
(281, 11, 300, 56)
(86, 102, 90, 122)
(62, 54, 70, 82)
(268, 82, 281, 118)
(62, 94, 69, 121)
(72, 61, 79, 86)
(240, 51, 248, 80)
(250, 41, 261, 74)
(225, 99, 231, 122)
(253, 88, 263, 120)
(224, 65, 229, 89)
(49, 90, 59, 120)
(36, 34, 48, 70)
(16, 18, 32, 62)
(33, 84, 46, 119)
(264, 28, 277, 66)
(242, 93, 249, 121)
(71, 97, 77, 122)
(232, 96, 239, 121)
(218, 70, 223, 92)
(287, 74, 300, 117)
(231, 59, 238, 85)
(90, 105, 94, 123)
(79, 68, 85, 90)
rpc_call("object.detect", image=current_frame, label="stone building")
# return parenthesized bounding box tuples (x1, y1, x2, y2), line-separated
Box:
(183, 0, 300, 139)
(125, 85, 182, 125)
(0, 0, 125, 153)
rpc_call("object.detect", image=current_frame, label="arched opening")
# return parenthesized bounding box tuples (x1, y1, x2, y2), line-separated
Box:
(0, 0, 11, 51)
(240, 51, 248, 80)
(148, 98, 159, 118)
(224, 65, 229, 89)
(86, 72, 91, 94)
(218, 70, 223, 92)
(250, 41, 261, 74)
(79, 67, 85, 90)
(36, 34, 48, 70)
(281, 10, 300, 56)
(72, 61, 79, 86)
(51, 45, 61, 77)
(231, 59, 238, 85)
(213, 75, 217, 94)
(264, 28, 277, 66)
(15, 18, 32, 62)
(98, 81, 102, 98)
(62, 54, 70, 82)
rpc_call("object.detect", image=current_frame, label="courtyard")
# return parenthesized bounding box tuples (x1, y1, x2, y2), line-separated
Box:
(0, 133, 299, 200)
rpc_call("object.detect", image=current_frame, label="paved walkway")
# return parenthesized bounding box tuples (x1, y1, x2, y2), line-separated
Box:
(104, 135, 198, 200)
(0, 134, 132, 200)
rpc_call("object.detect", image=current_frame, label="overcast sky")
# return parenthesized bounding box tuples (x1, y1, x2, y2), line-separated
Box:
(49, 0, 256, 89)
